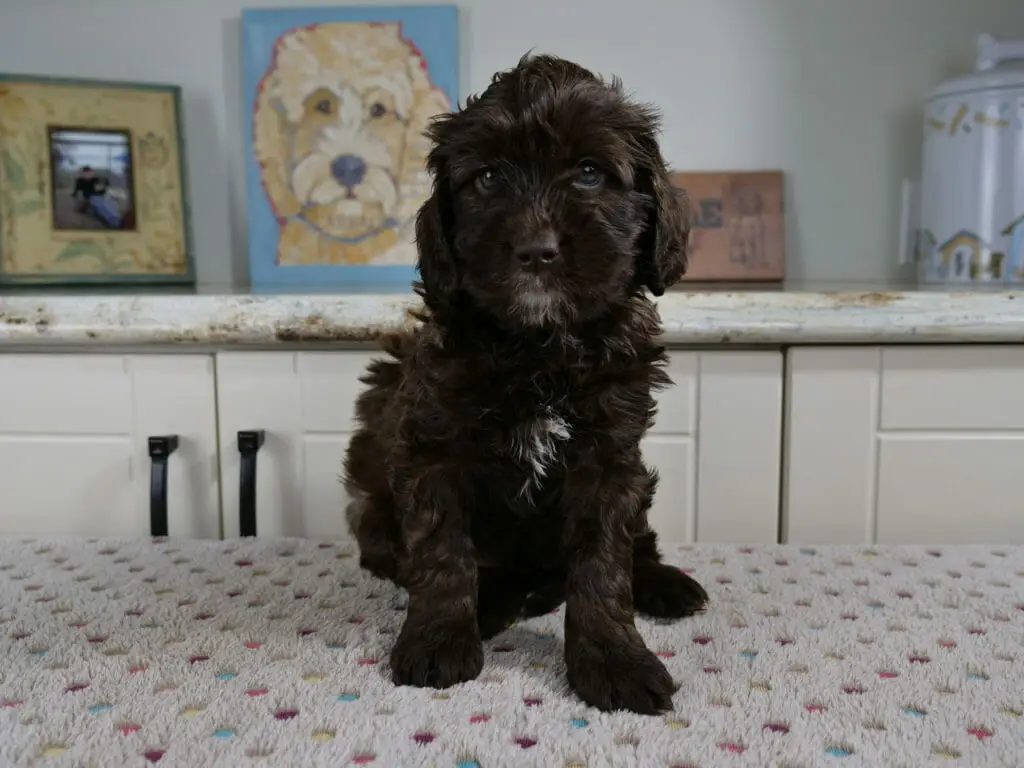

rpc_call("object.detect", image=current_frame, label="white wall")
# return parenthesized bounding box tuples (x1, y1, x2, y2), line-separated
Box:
(1, 0, 1021, 287)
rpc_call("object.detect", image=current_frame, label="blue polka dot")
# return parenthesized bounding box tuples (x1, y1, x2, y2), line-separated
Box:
(825, 747, 852, 757)
(213, 729, 234, 739)
(739, 651, 758, 660)
(89, 704, 112, 714)
(216, 673, 236, 681)
(338, 694, 359, 702)
(571, 718, 587, 729)
(457, 762, 480, 768)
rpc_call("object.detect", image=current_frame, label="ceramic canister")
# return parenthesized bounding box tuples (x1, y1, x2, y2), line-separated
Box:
(918, 34, 1024, 285)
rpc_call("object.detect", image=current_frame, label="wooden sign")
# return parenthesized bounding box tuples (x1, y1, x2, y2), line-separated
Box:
(670, 170, 785, 282)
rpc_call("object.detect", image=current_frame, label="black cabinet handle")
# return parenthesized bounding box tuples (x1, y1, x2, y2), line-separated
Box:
(237, 430, 265, 537)
(148, 435, 179, 537)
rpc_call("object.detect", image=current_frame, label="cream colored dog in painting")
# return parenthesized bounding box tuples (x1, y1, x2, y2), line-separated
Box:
(253, 22, 451, 266)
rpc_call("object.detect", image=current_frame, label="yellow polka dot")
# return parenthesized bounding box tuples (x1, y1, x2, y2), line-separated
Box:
(181, 707, 203, 718)
(311, 730, 335, 743)
(41, 746, 67, 758)
(302, 674, 324, 684)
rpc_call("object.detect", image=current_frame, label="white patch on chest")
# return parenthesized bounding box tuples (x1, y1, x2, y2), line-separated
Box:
(510, 409, 571, 498)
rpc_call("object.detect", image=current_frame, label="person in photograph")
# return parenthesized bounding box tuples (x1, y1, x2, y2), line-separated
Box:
(71, 165, 123, 228)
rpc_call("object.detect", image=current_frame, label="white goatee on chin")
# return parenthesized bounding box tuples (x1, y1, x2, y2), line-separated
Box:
(512, 276, 566, 326)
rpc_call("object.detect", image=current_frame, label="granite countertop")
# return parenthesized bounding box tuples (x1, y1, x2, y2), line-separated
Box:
(1, 282, 1023, 346)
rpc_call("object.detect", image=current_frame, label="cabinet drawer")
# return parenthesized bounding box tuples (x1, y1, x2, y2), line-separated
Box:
(881, 347, 1024, 430)
(299, 352, 376, 432)
(0, 438, 135, 536)
(650, 352, 696, 435)
(0, 355, 133, 433)
(877, 435, 1024, 544)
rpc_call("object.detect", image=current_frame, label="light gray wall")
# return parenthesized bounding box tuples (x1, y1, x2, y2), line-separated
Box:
(2, 0, 1022, 287)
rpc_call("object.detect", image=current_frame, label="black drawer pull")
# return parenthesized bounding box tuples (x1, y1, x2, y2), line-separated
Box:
(148, 435, 179, 537)
(237, 430, 265, 537)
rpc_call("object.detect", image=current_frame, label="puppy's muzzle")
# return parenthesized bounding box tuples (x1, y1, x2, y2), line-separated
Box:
(513, 230, 561, 274)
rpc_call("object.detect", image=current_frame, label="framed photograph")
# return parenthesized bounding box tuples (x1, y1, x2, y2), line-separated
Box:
(0, 74, 193, 286)
(670, 170, 786, 282)
(241, 4, 459, 290)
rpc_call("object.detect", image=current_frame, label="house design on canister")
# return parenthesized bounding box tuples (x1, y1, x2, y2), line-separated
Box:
(915, 228, 937, 265)
(935, 229, 1001, 280)
(1002, 213, 1024, 280)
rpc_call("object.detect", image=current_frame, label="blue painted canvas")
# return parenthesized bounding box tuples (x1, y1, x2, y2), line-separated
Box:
(241, 5, 458, 290)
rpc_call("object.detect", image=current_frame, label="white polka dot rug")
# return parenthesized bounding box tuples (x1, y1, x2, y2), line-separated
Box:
(0, 538, 1021, 767)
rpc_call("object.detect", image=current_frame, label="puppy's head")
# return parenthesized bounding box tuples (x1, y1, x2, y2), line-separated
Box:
(414, 53, 690, 327)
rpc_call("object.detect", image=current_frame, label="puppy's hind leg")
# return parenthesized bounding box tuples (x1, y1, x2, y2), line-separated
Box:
(522, 579, 565, 619)
(347, 491, 400, 582)
(477, 567, 531, 640)
(344, 428, 401, 582)
(630, 466, 708, 619)
(632, 528, 708, 619)
(477, 569, 566, 639)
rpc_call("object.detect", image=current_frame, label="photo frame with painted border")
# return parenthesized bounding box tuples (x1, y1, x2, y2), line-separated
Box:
(0, 74, 194, 286)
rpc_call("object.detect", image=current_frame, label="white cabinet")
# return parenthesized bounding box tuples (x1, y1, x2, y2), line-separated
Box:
(645, 350, 783, 544)
(0, 354, 220, 538)
(215, 349, 784, 545)
(215, 350, 372, 540)
(784, 346, 1024, 545)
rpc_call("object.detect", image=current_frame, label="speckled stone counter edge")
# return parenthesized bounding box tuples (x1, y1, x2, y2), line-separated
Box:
(2, 291, 1024, 346)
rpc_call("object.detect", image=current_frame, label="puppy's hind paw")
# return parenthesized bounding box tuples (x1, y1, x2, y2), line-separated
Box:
(634, 563, 708, 619)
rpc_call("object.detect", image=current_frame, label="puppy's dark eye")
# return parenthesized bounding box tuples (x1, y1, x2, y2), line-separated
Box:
(369, 102, 387, 118)
(574, 161, 604, 189)
(315, 99, 333, 115)
(474, 167, 500, 194)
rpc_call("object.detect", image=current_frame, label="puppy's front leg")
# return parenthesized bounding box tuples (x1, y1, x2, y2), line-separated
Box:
(562, 459, 677, 715)
(389, 466, 483, 689)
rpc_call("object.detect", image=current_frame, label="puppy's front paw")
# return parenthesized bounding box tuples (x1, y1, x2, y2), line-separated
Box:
(390, 619, 484, 689)
(634, 563, 708, 619)
(566, 637, 677, 714)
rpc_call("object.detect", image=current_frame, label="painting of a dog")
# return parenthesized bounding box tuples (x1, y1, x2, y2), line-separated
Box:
(242, 6, 458, 285)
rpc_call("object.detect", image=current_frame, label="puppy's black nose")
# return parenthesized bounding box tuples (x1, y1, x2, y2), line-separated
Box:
(514, 232, 560, 272)
(331, 154, 367, 189)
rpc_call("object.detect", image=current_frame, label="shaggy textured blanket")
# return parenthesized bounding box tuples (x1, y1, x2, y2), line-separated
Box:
(0, 538, 1021, 767)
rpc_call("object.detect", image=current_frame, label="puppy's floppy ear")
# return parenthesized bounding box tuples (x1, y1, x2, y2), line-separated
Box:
(634, 139, 691, 296)
(414, 167, 459, 306)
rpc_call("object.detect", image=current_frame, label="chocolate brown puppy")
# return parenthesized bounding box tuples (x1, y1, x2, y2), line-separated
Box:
(342, 53, 708, 715)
